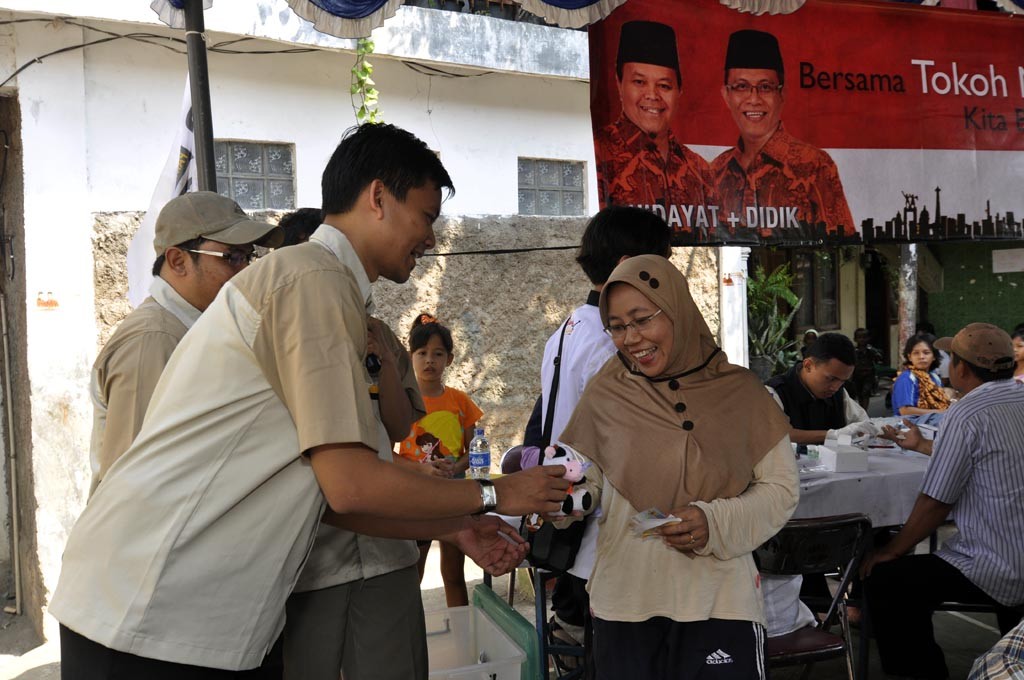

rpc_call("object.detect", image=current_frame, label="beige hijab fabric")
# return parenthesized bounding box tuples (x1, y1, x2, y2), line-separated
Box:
(559, 255, 791, 513)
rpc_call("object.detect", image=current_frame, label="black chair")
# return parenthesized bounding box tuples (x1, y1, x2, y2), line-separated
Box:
(755, 513, 873, 680)
(532, 568, 586, 680)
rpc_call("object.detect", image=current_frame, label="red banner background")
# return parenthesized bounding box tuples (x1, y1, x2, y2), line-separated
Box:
(590, 0, 1024, 152)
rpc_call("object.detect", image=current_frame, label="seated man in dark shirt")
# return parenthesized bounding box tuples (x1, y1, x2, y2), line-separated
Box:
(765, 332, 876, 609)
(766, 332, 872, 445)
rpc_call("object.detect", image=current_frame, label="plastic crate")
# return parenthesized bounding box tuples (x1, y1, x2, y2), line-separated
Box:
(426, 605, 526, 679)
(472, 584, 541, 680)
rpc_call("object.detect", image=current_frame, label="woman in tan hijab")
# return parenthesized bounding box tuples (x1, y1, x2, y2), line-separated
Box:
(556, 255, 799, 679)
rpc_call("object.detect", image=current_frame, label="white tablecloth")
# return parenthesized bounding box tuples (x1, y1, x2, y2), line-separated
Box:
(793, 450, 930, 527)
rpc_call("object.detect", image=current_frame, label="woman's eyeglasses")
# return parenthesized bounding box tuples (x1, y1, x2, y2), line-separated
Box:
(187, 248, 257, 268)
(604, 309, 664, 339)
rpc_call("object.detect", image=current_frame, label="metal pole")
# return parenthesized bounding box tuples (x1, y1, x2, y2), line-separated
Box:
(184, 0, 217, 191)
(0, 204, 20, 616)
(1, 289, 20, 615)
(898, 243, 918, 352)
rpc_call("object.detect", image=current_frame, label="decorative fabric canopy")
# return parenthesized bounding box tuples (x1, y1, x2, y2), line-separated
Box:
(150, 0, 213, 30)
(887, 0, 1022, 12)
(718, 0, 807, 14)
(284, 0, 406, 37)
(149, 0, 628, 35)
(150, 0, 1021, 42)
(995, 0, 1024, 12)
(517, 0, 628, 27)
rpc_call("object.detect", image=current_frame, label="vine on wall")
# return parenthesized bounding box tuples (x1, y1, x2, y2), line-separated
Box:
(351, 38, 383, 124)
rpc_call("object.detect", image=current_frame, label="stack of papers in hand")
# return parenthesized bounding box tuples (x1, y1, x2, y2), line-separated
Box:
(629, 508, 679, 538)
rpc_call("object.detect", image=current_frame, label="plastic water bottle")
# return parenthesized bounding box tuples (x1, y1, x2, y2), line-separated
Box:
(468, 428, 491, 480)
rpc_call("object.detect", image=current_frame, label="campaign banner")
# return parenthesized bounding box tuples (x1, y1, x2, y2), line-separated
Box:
(590, 0, 1024, 245)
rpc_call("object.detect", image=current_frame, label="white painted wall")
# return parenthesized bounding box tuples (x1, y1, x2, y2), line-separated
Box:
(14, 17, 96, 634)
(80, 20, 598, 217)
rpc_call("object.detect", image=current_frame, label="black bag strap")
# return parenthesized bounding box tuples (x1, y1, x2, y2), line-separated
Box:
(541, 317, 571, 448)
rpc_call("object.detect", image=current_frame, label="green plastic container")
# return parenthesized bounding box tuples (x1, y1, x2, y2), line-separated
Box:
(472, 584, 541, 680)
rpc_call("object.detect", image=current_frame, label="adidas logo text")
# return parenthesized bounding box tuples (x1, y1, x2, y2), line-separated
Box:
(706, 649, 733, 665)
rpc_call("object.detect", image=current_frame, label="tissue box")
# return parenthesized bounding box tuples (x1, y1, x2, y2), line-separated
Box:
(818, 443, 868, 473)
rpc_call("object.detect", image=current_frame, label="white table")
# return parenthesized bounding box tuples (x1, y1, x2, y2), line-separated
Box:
(793, 450, 930, 527)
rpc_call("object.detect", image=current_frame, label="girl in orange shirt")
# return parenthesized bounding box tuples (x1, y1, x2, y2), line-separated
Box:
(399, 314, 483, 607)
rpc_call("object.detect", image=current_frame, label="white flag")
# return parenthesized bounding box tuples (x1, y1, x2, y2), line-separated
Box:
(127, 76, 199, 308)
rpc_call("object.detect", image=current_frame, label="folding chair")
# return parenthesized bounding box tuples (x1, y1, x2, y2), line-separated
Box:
(532, 567, 586, 680)
(755, 513, 872, 680)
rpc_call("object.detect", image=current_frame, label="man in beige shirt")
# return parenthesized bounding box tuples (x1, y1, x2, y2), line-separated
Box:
(275, 207, 430, 680)
(89, 191, 282, 495)
(50, 124, 569, 678)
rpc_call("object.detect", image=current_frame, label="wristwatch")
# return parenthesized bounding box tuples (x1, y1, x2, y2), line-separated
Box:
(473, 479, 498, 515)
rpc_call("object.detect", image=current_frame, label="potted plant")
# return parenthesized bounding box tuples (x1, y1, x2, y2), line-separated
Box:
(747, 263, 803, 381)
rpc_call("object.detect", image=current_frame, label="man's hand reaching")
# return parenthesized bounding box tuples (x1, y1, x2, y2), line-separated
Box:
(447, 516, 527, 576)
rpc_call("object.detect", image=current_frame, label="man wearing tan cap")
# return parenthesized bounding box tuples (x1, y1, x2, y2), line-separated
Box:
(866, 323, 1024, 679)
(88, 191, 282, 494)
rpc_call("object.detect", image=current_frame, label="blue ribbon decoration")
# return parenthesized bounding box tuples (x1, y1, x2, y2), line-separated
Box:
(307, 0, 389, 18)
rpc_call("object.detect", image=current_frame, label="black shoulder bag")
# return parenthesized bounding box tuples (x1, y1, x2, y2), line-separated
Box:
(521, 318, 587, 574)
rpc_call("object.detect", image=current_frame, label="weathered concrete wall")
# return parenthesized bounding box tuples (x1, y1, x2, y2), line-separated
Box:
(92, 213, 140, 349)
(94, 212, 720, 458)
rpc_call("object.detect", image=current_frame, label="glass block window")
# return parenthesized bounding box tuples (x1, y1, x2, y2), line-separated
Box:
(518, 158, 585, 216)
(215, 140, 296, 211)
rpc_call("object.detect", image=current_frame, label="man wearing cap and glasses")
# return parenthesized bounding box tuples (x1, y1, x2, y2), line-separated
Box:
(87, 191, 282, 495)
(595, 20, 718, 227)
(711, 30, 855, 238)
(865, 323, 1024, 680)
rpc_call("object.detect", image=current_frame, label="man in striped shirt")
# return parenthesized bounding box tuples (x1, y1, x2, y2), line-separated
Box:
(864, 322, 1024, 680)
